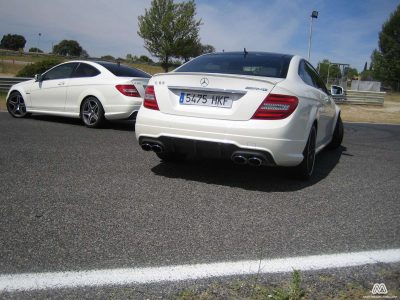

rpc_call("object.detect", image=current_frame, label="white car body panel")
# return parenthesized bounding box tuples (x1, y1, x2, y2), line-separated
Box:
(135, 53, 340, 168)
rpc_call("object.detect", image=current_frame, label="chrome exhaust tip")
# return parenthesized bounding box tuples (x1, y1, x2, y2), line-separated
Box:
(232, 155, 248, 165)
(248, 156, 263, 167)
(151, 144, 164, 153)
(141, 143, 152, 151)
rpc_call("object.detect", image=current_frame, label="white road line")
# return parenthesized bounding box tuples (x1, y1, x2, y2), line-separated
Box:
(1, 248, 399, 292)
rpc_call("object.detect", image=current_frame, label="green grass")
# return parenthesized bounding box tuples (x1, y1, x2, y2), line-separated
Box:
(176, 270, 304, 300)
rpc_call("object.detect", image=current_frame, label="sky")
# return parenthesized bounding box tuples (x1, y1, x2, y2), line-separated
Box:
(0, 0, 399, 72)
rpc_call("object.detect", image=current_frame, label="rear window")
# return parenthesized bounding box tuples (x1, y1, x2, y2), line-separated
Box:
(175, 52, 292, 78)
(97, 62, 151, 78)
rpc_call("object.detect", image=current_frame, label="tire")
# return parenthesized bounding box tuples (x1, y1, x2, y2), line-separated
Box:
(156, 152, 186, 162)
(327, 115, 344, 149)
(293, 125, 317, 179)
(6, 91, 30, 118)
(81, 97, 105, 128)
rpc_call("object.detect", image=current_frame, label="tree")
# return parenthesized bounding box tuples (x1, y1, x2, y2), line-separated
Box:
(101, 55, 115, 61)
(28, 47, 43, 53)
(363, 62, 368, 72)
(0, 34, 26, 51)
(138, 0, 201, 71)
(80, 49, 89, 59)
(178, 42, 216, 62)
(138, 55, 154, 63)
(16, 59, 62, 77)
(200, 44, 216, 54)
(371, 5, 400, 90)
(53, 40, 83, 57)
(345, 67, 358, 79)
(317, 59, 341, 83)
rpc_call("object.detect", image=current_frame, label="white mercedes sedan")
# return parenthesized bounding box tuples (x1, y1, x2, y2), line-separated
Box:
(135, 52, 343, 178)
(6, 61, 150, 127)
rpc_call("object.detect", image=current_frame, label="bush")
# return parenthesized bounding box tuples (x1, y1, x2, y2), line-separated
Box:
(16, 59, 62, 77)
(28, 47, 43, 53)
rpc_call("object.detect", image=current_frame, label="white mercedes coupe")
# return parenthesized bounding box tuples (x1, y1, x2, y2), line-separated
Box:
(135, 52, 343, 178)
(6, 61, 150, 127)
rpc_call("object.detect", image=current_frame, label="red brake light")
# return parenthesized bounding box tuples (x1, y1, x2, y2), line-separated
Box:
(252, 94, 298, 120)
(116, 84, 140, 97)
(143, 85, 159, 110)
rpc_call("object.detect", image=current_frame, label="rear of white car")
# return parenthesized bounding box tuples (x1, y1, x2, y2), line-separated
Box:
(135, 52, 342, 178)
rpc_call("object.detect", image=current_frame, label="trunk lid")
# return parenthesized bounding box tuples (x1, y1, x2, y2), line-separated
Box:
(152, 72, 281, 121)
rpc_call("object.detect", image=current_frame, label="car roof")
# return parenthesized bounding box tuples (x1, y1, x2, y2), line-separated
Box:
(202, 51, 294, 59)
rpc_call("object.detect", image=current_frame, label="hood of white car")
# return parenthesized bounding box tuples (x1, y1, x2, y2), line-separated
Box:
(11, 78, 35, 88)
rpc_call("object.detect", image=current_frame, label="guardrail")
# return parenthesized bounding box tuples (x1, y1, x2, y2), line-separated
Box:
(333, 90, 385, 106)
(0, 77, 32, 92)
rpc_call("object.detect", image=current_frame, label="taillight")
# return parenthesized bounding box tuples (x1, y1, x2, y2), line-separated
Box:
(143, 85, 159, 110)
(252, 94, 298, 120)
(116, 84, 140, 97)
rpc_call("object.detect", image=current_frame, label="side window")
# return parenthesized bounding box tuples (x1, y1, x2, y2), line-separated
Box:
(42, 63, 78, 81)
(298, 60, 314, 87)
(71, 63, 100, 78)
(305, 62, 329, 94)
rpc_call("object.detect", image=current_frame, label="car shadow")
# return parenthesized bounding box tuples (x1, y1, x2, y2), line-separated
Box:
(29, 115, 136, 131)
(151, 146, 348, 192)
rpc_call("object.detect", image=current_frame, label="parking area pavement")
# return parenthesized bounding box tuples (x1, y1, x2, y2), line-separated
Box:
(0, 112, 399, 296)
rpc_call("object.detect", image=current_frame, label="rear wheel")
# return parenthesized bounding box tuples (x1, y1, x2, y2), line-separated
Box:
(81, 97, 105, 128)
(7, 91, 30, 118)
(327, 115, 343, 149)
(293, 125, 317, 179)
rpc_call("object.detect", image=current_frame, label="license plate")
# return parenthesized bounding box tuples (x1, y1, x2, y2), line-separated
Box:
(179, 92, 233, 108)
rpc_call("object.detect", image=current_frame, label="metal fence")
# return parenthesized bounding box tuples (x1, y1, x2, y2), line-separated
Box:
(333, 90, 385, 106)
(0, 77, 32, 92)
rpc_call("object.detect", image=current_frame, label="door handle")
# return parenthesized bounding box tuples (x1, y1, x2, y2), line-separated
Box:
(58, 82, 65, 86)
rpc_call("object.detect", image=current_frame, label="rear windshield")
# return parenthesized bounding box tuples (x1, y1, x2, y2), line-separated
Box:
(97, 62, 151, 78)
(175, 52, 292, 78)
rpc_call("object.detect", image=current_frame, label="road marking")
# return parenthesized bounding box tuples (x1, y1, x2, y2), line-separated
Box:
(1, 248, 399, 292)
(344, 121, 400, 126)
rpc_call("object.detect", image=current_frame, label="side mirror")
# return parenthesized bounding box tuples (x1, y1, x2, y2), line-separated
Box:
(331, 85, 344, 96)
(34, 74, 43, 82)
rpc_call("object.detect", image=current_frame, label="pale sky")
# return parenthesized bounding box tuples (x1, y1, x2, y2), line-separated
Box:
(0, 0, 399, 71)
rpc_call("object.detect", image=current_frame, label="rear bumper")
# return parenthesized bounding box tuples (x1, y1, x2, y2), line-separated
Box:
(104, 103, 141, 120)
(135, 108, 308, 166)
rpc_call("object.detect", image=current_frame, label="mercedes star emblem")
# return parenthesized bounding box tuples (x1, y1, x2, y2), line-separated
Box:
(200, 78, 209, 87)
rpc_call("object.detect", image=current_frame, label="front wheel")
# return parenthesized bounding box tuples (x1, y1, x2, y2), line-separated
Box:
(293, 125, 317, 180)
(7, 91, 30, 118)
(81, 97, 105, 128)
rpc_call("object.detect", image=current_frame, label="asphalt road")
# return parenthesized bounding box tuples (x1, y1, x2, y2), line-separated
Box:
(0, 112, 399, 297)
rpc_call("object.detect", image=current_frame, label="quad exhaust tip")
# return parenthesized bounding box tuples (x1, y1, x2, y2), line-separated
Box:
(141, 142, 164, 153)
(141, 143, 152, 151)
(151, 144, 163, 153)
(231, 153, 264, 167)
(232, 155, 248, 165)
(248, 156, 263, 167)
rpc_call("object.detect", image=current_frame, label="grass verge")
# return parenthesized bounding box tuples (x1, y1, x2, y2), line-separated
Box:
(0, 91, 7, 111)
(339, 92, 400, 124)
(177, 271, 304, 300)
(176, 268, 400, 300)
